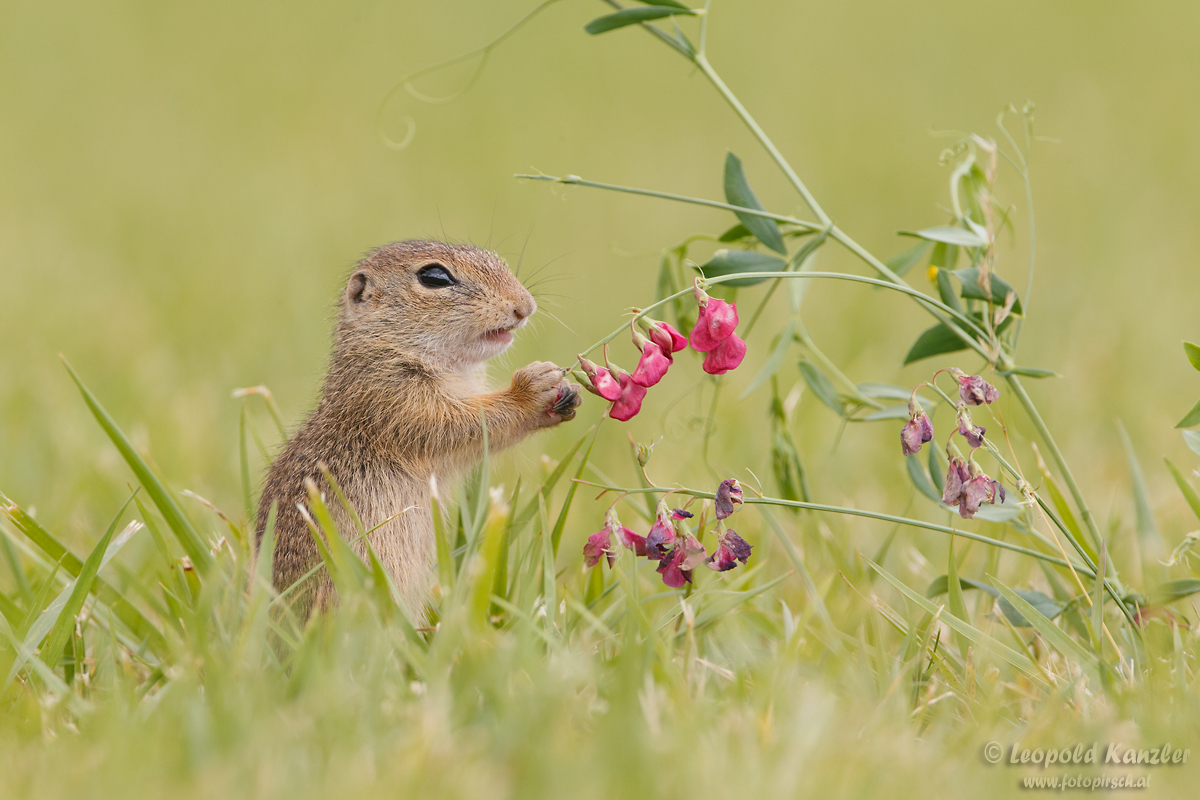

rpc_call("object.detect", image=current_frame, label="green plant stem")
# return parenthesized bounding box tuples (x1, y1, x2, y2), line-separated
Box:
(516, 173, 820, 231)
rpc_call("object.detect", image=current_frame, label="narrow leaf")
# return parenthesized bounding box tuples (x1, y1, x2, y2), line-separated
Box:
(903, 322, 971, 364)
(885, 241, 931, 277)
(1175, 398, 1200, 429)
(991, 578, 1100, 681)
(723, 152, 787, 254)
(946, 536, 970, 657)
(952, 268, 1023, 314)
(797, 358, 845, 417)
(925, 574, 997, 598)
(1186, 430, 1200, 457)
(996, 588, 1063, 627)
(900, 225, 988, 248)
(1164, 458, 1200, 521)
(906, 455, 941, 503)
(1185, 341, 1200, 372)
(584, 7, 696, 35)
(739, 321, 793, 400)
(1153, 578, 1200, 605)
(1091, 540, 1106, 654)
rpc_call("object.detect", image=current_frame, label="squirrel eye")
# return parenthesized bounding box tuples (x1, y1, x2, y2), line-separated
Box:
(416, 263, 456, 288)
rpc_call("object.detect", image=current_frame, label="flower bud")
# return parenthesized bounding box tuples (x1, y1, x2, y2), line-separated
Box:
(645, 501, 677, 560)
(631, 339, 672, 387)
(714, 479, 744, 520)
(577, 357, 622, 401)
(949, 369, 1000, 405)
(901, 403, 935, 456)
(643, 318, 688, 354)
(955, 407, 986, 449)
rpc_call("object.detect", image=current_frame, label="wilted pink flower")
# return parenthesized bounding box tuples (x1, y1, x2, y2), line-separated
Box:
(715, 479, 744, 520)
(577, 356, 622, 401)
(680, 534, 707, 571)
(951, 369, 1000, 406)
(618, 525, 647, 557)
(583, 529, 612, 568)
(701, 332, 746, 375)
(900, 401, 935, 456)
(706, 528, 753, 572)
(645, 501, 677, 560)
(657, 545, 691, 587)
(956, 410, 986, 449)
(942, 453, 970, 507)
(631, 336, 672, 388)
(609, 370, 648, 422)
(645, 318, 688, 355)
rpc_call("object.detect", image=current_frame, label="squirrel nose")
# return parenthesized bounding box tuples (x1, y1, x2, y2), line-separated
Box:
(511, 298, 535, 322)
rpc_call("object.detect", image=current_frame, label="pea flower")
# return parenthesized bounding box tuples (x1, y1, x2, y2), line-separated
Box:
(583, 529, 612, 568)
(689, 283, 747, 375)
(706, 528, 753, 572)
(900, 400, 935, 456)
(657, 534, 706, 587)
(609, 370, 648, 422)
(715, 479, 744, 520)
(701, 333, 747, 375)
(645, 501, 678, 560)
(643, 317, 688, 355)
(941, 452, 970, 507)
(577, 356, 622, 401)
(941, 452, 1005, 519)
(631, 332, 672, 388)
(955, 408, 986, 449)
(950, 368, 1000, 406)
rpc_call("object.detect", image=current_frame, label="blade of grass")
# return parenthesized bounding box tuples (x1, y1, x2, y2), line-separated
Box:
(992, 577, 1101, 684)
(551, 422, 602, 555)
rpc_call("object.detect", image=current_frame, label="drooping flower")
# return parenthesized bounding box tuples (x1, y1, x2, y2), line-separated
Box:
(631, 334, 672, 388)
(656, 545, 691, 587)
(950, 369, 1000, 406)
(706, 528, 753, 572)
(689, 284, 740, 352)
(617, 524, 647, 557)
(609, 370, 648, 421)
(645, 501, 678, 560)
(583, 528, 613, 568)
(577, 356, 622, 401)
(955, 408, 986, 449)
(701, 332, 747, 375)
(680, 533, 708, 571)
(900, 400, 935, 456)
(942, 452, 970, 507)
(644, 318, 688, 355)
(715, 479, 744, 520)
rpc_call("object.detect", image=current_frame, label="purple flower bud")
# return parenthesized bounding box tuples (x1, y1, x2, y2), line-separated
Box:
(701, 332, 747, 375)
(956, 415, 986, 449)
(706, 529, 752, 572)
(631, 340, 672, 388)
(900, 404, 935, 456)
(583, 528, 612, 568)
(715, 479, 744, 520)
(942, 454, 970, 506)
(645, 501, 677, 560)
(955, 373, 1000, 406)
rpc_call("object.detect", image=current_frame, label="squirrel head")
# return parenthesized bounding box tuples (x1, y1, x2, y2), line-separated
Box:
(336, 240, 536, 370)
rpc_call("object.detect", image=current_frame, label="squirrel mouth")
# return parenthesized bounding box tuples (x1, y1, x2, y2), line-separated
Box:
(481, 327, 515, 345)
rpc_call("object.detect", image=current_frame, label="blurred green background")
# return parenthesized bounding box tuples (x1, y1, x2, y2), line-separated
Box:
(2, 0, 1199, 557)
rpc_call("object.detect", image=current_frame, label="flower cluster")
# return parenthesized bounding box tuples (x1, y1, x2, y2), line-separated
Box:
(899, 369, 1007, 519)
(584, 480, 753, 587)
(575, 281, 747, 422)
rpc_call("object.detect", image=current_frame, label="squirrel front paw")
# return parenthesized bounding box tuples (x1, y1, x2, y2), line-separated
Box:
(511, 361, 582, 428)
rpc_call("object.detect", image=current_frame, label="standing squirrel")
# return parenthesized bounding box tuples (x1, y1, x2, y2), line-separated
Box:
(256, 240, 581, 621)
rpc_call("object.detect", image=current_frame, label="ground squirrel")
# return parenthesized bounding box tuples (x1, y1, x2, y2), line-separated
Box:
(256, 240, 581, 621)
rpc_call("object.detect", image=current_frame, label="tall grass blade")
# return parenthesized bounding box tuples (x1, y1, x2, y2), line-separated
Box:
(992, 578, 1101, 684)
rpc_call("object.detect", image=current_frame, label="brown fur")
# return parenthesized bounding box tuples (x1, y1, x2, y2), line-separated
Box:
(255, 240, 580, 622)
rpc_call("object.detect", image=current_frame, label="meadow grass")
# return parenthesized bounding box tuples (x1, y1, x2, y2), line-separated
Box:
(4, 2, 1200, 798)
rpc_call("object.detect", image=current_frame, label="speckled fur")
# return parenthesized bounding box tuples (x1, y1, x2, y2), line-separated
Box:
(255, 240, 580, 622)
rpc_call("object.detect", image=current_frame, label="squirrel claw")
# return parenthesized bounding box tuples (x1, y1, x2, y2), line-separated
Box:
(548, 384, 581, 421)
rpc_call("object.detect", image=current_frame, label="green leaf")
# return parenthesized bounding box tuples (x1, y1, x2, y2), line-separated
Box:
(584, 6, 696, 35)
(1091, 540, 1106, 655)
(903, 321, 971, 364)
(797, 358, 845, 417)
(856, 382, 915, 401)
(928, 445, 945, 494)
(925, 574, 997, 598)
(971, 496, 1024, 523)
(952, 268, 1023, 315)
(996, 588, 1063, 627)
(946, 536, 970, 657)
(1118, 421, 1165, 589)
(549, 422, 602, 556)
(698, 249, 787, 288)
(1164, 458, 1200, 522)
(934, 269, 964, 314)
(1002, 366, 1058, 379)
(1176, 398, 1200, 429)
(723, 152, 787, 254)
(1153, 578, 1200, 605)
(739, 322, 793, 400)
(717, 224, 753, 243)
(1186, 430, 1200, 457)
(1185, 342, 1200, 372)
(906, 455, 941, 503)
(900, 225, 988, 248)
(865, 558, 1043, 683)
(991, 579, 1100, 682)
(885, 241, 931, 277)
(61, 359, 213, 574)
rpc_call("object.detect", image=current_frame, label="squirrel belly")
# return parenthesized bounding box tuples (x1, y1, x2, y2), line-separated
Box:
(255, 240, 581, 623)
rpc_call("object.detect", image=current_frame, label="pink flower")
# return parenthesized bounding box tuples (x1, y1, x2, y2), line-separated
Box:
(941, 456, 1005, 519)
(956, 410, 986, 449)
(617, 525, 647, 557)
(583, 529, 612, 568)
(578, 356, 622, 402)
(941, 453, 970, 506)
(701, 333, 746, 375)
(950, 369, 1000, 406)
(706, 528, 752, 572)
(631, 337, 672, 388)
(680, 534, 707, 571)
(714, 479, 744, 520)
(689, 296, 740, 352)
(645, 318, 688, 355)
(645, 501, 677, 560)
(900, 401, 935, 456)
(656, 545, 690, 587)
(609, 370, 648, 421)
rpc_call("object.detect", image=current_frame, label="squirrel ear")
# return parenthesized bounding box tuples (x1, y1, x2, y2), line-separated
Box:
(347, 271, 373, 306)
